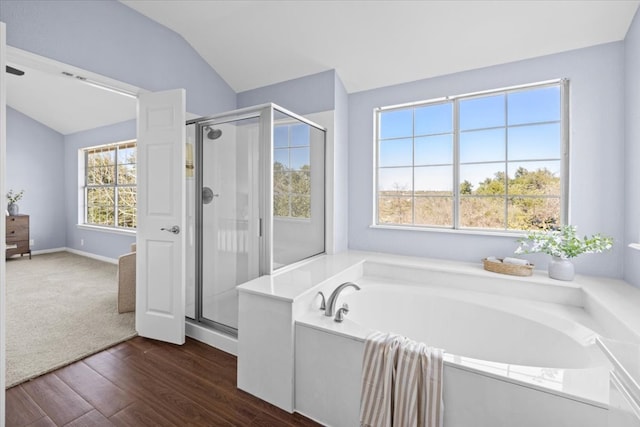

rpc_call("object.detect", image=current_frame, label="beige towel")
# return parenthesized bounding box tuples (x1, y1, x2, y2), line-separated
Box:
(360, 331, 444, 427)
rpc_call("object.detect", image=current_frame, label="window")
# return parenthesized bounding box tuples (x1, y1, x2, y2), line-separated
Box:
(375, 80, 567, 232)
(83, 140, 137, 229)
(273, 123, 311, 219)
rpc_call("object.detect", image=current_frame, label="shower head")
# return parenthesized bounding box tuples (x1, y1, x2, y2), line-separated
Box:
(204, 126, 222, 140)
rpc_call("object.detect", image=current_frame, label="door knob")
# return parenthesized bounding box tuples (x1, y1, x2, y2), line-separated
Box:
(161, 225, 180, 234)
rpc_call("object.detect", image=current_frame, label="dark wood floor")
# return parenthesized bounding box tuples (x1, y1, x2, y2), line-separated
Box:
(6, 336, 322, 426)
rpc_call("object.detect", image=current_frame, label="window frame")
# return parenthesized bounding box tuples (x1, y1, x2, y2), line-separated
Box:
(373, 79, 569, 233)
(82, 139, 137, 230)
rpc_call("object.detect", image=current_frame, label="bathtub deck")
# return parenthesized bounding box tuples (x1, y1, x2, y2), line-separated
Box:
(5, 336, 321, 427)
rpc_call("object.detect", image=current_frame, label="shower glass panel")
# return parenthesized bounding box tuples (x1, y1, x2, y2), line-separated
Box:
(201, 116, 260, 332)
(272, 110, 325, 269)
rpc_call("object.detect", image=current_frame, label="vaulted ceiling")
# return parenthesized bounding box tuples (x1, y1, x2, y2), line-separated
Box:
(121, 0, 639, 93)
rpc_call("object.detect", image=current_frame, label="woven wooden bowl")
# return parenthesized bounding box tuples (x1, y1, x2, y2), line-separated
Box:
(482, 258, 534, 277)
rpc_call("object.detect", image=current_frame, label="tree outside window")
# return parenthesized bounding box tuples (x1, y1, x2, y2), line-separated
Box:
(274, 123, 311, 219)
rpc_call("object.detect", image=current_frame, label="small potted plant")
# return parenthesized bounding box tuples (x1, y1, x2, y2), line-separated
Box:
(515, 225, 613, 281)
(6, 189, 24, 216)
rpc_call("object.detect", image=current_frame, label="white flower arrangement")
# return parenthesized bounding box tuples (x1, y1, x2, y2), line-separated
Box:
(6, 189, 24, 205)
(515, 225, 613, 259)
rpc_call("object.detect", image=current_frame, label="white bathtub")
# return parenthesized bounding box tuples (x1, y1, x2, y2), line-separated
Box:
(238, 251, 640, 426)
(294, 260, 614, 427)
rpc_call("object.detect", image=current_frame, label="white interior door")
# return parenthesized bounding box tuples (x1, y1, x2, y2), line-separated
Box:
(136, 89, 186, 345)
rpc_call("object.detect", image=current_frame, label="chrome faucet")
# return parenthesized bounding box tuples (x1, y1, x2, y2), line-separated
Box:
(323, 281, 360, 317)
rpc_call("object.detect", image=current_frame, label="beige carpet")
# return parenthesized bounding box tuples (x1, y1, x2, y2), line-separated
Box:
(5, 251, 137, 388)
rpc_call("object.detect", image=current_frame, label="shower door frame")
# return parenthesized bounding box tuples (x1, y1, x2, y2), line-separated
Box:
(191, 109, 263, 336)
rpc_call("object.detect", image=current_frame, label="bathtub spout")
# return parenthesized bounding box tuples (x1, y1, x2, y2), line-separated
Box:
(325, 282, 360, 317)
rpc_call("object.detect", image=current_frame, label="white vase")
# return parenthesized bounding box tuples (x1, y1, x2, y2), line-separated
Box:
(548, 256, 575, 281)
(7, 203, 18, 216)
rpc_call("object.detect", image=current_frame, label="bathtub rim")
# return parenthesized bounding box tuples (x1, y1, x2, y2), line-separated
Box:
(237, 250, 640, 343)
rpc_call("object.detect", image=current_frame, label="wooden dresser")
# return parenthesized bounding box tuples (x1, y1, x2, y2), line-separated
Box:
(6, 214, 31, 259)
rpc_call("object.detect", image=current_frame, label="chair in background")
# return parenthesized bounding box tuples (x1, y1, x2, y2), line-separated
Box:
(117, 243, 136, 313)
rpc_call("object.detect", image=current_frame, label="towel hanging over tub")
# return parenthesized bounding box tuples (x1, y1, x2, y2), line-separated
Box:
(360, 331, 444, 427)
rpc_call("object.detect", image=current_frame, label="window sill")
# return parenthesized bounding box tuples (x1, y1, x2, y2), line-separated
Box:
(77, 224, 136, 236)
(369, 224, 526, 238)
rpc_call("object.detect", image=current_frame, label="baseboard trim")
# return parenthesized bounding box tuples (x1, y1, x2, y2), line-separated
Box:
(64, 247, 118, 265)
(31, 247, 66, 256)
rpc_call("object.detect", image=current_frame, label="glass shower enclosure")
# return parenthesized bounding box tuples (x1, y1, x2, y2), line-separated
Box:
(185, 104, 325, 335)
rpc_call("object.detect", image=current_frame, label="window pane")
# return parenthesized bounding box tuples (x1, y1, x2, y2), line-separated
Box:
(274, 149, 289, 169)
(274, 126, 289, 148)
(415, 197, 452, 226)
(291, 124, 310, 147)
(460, 196, 505, 229)
(118, 187, 137, 228)
(415, 103, 452, 136)
(379, 138, 412, 167)
(508, 86, 560, 125)
(414, 166, 452, 193)
(291, 195, 311, 218)
(118, 164, 136, 185)
(415, 135, 452, 166)
(118, 146, 136, 164)
(87, 187, 115, 226)
(274, 169, 290, 194)
(378, 167, 412, 193)
(87, 187, 114, 206)
(459, 94, 505, 130)
(380, 109, 413, 139)
(290, 147, 310, 170)
(291, 171, 310, 195)
(274, 194, 290, 217)
(87, 150, 115, 167)
(378, 196, 412, 224)
(460, 128, 505, 163)
(507, 161, 561, 196)
(508, 123, 560, 161)
(87, 166, 115, 185)
(508, 197, 560, 230)
(460, 164, 506, 195)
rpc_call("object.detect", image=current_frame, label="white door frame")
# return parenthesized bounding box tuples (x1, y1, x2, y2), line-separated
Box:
(1, 21, 8, 427)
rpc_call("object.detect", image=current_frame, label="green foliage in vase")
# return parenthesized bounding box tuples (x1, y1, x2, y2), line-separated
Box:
(515, 225, 613, 259)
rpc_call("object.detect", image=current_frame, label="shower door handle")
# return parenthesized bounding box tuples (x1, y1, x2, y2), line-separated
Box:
(160, 225, 180, 234)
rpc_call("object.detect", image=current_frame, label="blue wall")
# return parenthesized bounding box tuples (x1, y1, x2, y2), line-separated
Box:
(348, 43, 626, 278)
(6, 108, 66, 252)
(237, 69, 336, 114)
(624, 9, 640, 286)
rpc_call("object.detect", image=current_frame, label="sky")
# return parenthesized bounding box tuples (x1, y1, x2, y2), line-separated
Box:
(377, 85, 561, 193)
